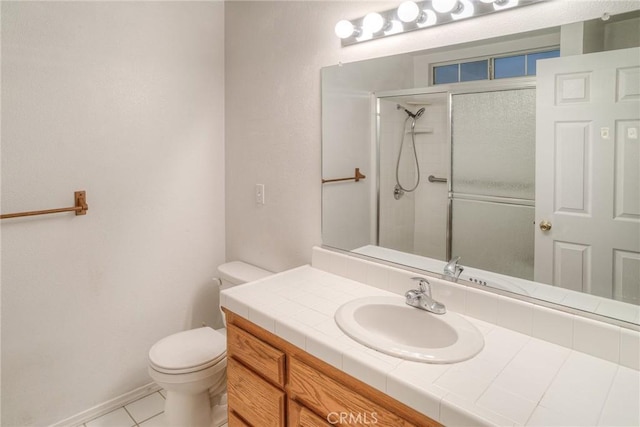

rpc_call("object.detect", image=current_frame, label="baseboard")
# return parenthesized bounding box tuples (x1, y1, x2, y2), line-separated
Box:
(49, 382, 162, 427)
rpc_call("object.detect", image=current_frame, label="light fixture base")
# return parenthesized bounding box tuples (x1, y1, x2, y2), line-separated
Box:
(339, 0, 544, 47)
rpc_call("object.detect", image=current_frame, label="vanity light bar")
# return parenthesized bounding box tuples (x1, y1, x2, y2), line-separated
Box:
(335, 0, 545, 46)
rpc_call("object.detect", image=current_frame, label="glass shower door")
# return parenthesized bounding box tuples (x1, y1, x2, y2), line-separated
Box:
(450, 88, 536, 280)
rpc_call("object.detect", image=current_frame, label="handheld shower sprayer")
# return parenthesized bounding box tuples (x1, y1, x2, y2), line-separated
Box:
(393, 104, 427, 200)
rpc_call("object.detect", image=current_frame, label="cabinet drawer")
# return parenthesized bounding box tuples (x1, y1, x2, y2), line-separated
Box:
(228, 357, 285, 427)
(228, 323, 286, 386)
(288, 399, 332, 427)
(288, 357, 416, 427)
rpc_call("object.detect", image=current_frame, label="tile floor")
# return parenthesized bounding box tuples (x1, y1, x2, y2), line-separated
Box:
(78, 390, 228, 427)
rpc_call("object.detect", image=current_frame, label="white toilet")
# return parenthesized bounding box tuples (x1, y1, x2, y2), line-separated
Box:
(148, 261, 272, 427)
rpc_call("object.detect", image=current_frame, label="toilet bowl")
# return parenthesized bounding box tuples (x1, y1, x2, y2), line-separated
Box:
(148, 261, 272, 427)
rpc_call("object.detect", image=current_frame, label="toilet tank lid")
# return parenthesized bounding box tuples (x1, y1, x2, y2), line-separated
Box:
(217, 261, 272, 285)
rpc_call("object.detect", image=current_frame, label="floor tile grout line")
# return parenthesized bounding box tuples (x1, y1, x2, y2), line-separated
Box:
(81, 389, 165, 427)
(124, 391, 165, 424)
(122, 406, 139, 427)
(136, 411, 165, 425)
(138, 411, 165, 426)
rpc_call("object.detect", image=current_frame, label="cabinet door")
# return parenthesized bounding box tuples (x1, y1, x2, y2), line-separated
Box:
(228, 358, 285, 427)
(288, 399, 332, 427)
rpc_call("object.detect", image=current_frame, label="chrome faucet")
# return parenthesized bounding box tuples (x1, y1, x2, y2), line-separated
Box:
(444, 256, 464, 280)
(405, 277, 446, 315)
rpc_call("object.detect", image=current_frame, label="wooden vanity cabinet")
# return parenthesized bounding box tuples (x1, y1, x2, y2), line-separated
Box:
(288, 399, 333, 427)
(224, 309, 441, 427)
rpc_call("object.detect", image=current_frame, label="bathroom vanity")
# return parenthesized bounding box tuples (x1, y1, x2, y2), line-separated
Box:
(225, 309, 439, 426)
(221, 249, 640, 426)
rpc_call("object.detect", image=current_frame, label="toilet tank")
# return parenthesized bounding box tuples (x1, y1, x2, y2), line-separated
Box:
(217, 261, 272, 290)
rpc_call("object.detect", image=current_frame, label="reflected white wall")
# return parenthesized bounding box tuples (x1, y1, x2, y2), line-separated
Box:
(322, 55, 414, 251)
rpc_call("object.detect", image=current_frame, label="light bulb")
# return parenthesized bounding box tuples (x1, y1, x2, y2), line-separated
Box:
(494, 0, 519, 10)
(432, 0, 459, 13)
(334, 20, 356, 39)
(384, 20, 404, 35)
(363, 12, 385, 34)
(452, 0, 475, 20)
(417, 10, 438, 27)
(397, 1, 420, 23)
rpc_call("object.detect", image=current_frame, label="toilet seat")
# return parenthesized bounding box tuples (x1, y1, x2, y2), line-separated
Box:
(149, 327, 226, 375)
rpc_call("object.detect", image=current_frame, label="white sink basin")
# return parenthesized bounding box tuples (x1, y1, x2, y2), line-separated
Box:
(335, 296, 484, 363)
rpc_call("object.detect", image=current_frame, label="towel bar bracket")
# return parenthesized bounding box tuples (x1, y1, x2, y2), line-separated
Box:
(74, 191, 88, 216)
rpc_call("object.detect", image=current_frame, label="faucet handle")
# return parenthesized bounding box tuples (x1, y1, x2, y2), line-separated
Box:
(411, 277, 431, 295)
(445, 256, 464, 279)
(405, 289, 420, 302)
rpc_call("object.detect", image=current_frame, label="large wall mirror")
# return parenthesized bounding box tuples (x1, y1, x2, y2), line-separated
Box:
(321, 10, 640, 326)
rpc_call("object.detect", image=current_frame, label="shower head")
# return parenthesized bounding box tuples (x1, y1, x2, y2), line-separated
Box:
(396, 104, 426, 119)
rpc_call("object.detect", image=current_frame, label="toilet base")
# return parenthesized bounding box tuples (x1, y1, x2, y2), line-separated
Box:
(210, 402, 227, 427)
(164, 389, 211, 427)
(149, 358, 226, 427)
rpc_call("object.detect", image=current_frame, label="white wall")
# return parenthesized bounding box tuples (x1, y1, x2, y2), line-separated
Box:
(225, 0, 640, 274)
(1, 2, 225, 425)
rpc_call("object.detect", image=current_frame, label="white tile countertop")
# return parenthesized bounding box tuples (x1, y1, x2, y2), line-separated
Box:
(221, 265, 640, 426)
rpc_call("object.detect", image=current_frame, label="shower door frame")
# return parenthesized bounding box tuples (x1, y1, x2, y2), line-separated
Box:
(375, 76, 537, 261)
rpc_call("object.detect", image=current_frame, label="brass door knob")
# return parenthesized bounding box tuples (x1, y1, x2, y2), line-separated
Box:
(539, 220, 552, 231)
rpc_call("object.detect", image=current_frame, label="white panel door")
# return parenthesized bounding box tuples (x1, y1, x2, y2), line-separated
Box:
(535, 47, 640, 303)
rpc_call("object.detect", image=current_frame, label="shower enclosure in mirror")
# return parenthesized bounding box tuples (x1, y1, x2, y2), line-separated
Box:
(321, 10, 640, 326)
(377, 86, 536, 282)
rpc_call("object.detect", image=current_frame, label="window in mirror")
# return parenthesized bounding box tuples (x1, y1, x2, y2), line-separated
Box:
(434, 60, 489, 84)
(434, 64, 459, 84)
(460, 60, 489, 82)
(433, 49, 560, 84)
(494, 55, 526, 79)
(526, 50, 560, 75)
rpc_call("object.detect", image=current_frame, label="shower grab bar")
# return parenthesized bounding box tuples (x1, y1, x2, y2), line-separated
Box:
(428, 175, 447, 183)
(1, 191, 88, 219)
(322, 168, 366, 184)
